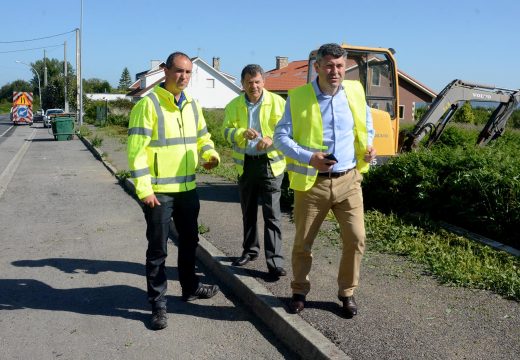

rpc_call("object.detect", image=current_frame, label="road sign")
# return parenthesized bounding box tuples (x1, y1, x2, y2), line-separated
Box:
(17, 106, 29, 118)
(13, 92, 33, 106)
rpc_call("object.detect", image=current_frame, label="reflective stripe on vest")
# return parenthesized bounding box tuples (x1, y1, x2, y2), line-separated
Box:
(152, 174, 195, 185)
(146, 93, 200, 147)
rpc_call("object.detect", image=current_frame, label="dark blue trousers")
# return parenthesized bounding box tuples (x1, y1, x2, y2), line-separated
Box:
(143, 190, 200, 310)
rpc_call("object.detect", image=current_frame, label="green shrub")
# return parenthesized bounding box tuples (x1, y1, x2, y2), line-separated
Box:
(364, 136, 520, 249)
(203, 109, 226, 147)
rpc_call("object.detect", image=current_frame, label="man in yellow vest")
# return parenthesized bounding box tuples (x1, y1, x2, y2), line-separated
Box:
(223, 64, 287, 278)
(128, 52, 220, 330)
(273, 43, 377, 318)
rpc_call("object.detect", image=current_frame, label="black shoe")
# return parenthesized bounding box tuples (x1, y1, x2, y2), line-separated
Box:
(182, 284, 220, 302)
(339, 295, 358, 318)
(232, 254, 257, 267)
(150, 308, 167, 330)
(288, 294, 305, 314)
(268, 267, 287, 278)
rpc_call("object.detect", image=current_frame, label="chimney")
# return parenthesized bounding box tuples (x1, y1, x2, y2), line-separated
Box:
(150, 60, 161, 70)
(276, 56, 288, 70)
(212, 57, 221, 71)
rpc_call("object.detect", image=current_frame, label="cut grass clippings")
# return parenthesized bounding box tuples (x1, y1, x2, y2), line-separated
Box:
(364, 210, 520, 300)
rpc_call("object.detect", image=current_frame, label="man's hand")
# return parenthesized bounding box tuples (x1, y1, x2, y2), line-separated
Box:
(202, 156, 219, 170)
(142, 193, 161, 208)
(309, 152, 336, 172)
(364, 146, 377, 162)
(243, 128, 260, 140)
(255, 136, 272, 151)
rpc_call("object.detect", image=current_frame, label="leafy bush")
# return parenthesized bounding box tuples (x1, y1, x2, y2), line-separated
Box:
(203, 109, 226, 147)
(364, 131, 520, 248)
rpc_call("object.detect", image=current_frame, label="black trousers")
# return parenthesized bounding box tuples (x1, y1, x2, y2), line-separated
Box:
(143, 190, 200, 310)
(238, 155, 284, 270)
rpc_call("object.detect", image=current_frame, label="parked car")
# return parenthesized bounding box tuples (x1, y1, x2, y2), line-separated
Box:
(43, 108, 64, 128)
(33, 110, 44, 123)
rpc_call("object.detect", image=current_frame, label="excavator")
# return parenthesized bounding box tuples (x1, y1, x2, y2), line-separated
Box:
(307, 44, 520, 159)
(400, 79, 520, 151)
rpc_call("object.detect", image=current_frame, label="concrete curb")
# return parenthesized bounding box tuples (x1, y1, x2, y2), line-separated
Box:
(77, 133, 350, 360)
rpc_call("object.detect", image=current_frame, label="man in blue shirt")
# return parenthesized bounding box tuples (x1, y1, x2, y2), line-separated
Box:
(223, 65, 287, 279)
(274, 43, 376, 317)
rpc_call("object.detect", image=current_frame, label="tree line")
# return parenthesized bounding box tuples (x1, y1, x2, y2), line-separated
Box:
(0, 59, 133, 110)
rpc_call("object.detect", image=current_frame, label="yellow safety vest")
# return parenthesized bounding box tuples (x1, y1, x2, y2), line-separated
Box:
(127, 84, 219, 199)
(287, 80, 369, 191)
(223, 89, 286, 177)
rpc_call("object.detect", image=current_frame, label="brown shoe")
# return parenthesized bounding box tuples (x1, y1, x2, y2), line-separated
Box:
(288, 294, 305, 314)
(339, 295, 357, 318)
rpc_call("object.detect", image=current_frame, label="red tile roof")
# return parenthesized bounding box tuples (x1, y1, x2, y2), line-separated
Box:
(264, 60, 308, 91)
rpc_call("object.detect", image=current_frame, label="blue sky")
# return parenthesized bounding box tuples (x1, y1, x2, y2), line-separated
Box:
(0, 0, 518, 93)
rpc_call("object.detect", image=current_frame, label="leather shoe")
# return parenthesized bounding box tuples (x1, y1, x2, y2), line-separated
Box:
(339, 295, 358, 318)
(288, 294, 305, 314)
(150, 308, 167, 330)
(268, 267, 287, 278)
(232, 254, 257, 267)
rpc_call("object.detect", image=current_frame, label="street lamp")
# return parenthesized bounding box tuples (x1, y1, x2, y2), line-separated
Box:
(15, 60, 42, 111)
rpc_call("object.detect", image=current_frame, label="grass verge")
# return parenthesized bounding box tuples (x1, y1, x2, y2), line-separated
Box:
(364, 210, 520, 300)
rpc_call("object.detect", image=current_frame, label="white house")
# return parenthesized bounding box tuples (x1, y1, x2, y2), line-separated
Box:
(86, 93, 131, 101)
(127, 57, 242, 108)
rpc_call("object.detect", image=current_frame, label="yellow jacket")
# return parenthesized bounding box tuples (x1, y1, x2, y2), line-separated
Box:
(223, 89, 286, 176)
(127, 84, 219, 199)
(287, 80, 369, 191)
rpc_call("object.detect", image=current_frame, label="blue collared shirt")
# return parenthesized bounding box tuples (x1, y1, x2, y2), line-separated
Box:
(273, 79, 374, 171)
(245, 93, 265, 155)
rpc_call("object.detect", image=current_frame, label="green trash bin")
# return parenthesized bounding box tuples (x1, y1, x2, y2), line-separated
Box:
(52, 116, 75, 141)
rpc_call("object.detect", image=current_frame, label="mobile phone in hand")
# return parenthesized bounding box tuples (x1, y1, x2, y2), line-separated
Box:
(324, 153, 338, 162)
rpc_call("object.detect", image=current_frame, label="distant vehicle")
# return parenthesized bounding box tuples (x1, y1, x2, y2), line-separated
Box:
(43, 108, 64, 128)
(33, 110, 44, 123)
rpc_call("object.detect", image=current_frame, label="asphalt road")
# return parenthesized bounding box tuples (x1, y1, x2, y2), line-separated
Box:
(0, 124, 296, 360)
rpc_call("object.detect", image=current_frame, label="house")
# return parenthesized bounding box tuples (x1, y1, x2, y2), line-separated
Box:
(264, 56, 436, 122)
(127, 57, 242, 108)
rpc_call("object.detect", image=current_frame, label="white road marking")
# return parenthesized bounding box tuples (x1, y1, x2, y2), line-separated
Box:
(0, 128, 36, 198)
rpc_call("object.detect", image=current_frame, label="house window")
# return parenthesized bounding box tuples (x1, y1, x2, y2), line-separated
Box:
(206, 79, 215, 88)
(371, 67, 381, 86)
(399, 105, 405, 120)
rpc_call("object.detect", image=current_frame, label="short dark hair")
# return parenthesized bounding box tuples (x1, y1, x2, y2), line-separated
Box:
(316, 43, 347, 63)
(241, 64, 264, 82)
(165, 52, 191, 69)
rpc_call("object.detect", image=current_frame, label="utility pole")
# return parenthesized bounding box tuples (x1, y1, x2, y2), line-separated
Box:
(76, 28, 81, 124)
(79, 0, 83, 126)
(43, 49, 48, 87)
(64, 41, 69, 113)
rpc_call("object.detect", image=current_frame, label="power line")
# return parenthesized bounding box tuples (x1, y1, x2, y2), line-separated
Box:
(0, 29, 76, 44)
(0, 44, 64, 54)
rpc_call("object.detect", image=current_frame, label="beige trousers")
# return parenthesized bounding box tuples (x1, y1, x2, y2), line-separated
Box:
(291, 169, 366, 298)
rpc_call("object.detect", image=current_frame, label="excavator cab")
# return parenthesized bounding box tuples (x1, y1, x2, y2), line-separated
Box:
(307, 44, 400, 164)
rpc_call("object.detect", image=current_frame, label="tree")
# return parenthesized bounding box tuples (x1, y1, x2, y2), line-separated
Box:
(118, 67, 132, 90)
(31, 58, 76, 110)
(453, 101, 475, 124)
(83, 78, 112, 93)
(0, 80, 32, 102)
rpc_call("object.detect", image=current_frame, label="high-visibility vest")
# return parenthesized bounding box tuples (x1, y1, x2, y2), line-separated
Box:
(223, 89, 286, 177)
(286, 80, 369, 191)
(127, 84, 219, 199)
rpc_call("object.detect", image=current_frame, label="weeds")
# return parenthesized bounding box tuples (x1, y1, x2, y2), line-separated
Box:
(91, 136, 104, 147)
